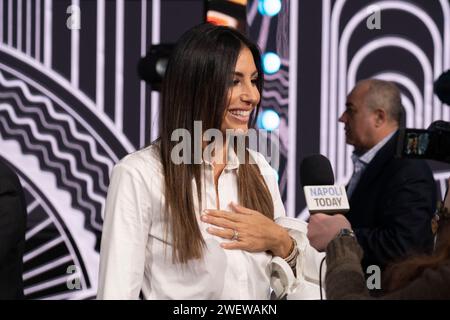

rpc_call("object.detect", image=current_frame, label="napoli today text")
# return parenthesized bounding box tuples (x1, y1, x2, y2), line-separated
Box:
(308, 186, 344, 197)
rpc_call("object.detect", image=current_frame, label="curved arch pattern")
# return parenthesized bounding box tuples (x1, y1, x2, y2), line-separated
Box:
(0, 0, 160, 299)
(320, 0, 450, 190)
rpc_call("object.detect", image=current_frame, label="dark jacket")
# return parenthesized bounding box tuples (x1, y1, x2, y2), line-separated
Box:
(0, 159, 27, 299)
(346, 131, 437, 271)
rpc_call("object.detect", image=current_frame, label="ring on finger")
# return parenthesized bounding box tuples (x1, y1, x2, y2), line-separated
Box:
(231, 229, 239, 241)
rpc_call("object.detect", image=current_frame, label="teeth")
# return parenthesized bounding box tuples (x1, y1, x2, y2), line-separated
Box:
(229, 110, 251, 117)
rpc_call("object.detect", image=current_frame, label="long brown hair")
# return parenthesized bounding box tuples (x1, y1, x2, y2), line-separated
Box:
(383, 218, 450, 292)
(158, 23, 274, 263)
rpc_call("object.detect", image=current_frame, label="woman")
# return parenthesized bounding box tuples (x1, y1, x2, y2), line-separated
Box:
(97, 24, 315, 299)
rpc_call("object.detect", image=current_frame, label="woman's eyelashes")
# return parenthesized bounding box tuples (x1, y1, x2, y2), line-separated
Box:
(231, 78, 258, 86)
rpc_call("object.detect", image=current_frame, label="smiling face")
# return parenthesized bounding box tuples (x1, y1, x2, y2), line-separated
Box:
(221, 46, 260, 133)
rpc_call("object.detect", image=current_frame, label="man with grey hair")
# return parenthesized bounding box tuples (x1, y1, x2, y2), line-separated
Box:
(341, 79, 403, 163)
(308, 79, 436, 293)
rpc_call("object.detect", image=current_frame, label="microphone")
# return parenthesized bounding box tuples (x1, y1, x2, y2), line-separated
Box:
(434, 69, 450, 106)
(300, 154, 350, 214)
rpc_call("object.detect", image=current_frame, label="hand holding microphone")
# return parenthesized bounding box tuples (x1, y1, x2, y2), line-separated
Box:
(307, 214, 352, 251)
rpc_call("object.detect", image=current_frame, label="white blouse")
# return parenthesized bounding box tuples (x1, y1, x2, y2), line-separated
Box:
(97, 145, 322, 300)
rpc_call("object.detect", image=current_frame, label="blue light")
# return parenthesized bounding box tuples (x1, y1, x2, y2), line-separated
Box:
(261, 109, 280, 131)
(262, 52, 281, 74)
(258, 0, 282, 17)
(274, 170, 279, 182)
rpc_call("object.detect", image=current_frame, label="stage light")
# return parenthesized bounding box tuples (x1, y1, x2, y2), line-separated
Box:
(260, 109, 280, 131)
(138, 44, 174, 91)
(258, 0, 282, 17)
(262, 52, 281, 74)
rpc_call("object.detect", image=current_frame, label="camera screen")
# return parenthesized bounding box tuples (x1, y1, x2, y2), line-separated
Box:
(397, 128, 450, 163)
(396, 129, 436, 160)
(403, 130, 430, 156)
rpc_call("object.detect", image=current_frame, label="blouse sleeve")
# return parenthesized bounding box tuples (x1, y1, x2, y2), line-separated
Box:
(97, 162, 152, 299)
(252, 150, 327, 299)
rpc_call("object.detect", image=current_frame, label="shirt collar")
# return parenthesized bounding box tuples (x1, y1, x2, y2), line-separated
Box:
(202, 143, 240, 171)
(353, 130, 396, 165)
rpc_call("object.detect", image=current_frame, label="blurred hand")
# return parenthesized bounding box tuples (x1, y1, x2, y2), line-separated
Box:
(307, 213, 352, 251)
(201, 202, 292, 258)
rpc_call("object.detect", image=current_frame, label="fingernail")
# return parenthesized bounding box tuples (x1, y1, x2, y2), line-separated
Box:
(201, 215, 208, 222)
(203, 209, 209, 214)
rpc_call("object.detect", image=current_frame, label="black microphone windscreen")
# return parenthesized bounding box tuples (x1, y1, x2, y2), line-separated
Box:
(434, 70, 450, 106)
(300, 154, 335, 187)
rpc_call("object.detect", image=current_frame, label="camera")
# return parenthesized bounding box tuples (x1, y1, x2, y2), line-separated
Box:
(396, 70, 450, 163)
(396, 122, 450, 163)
